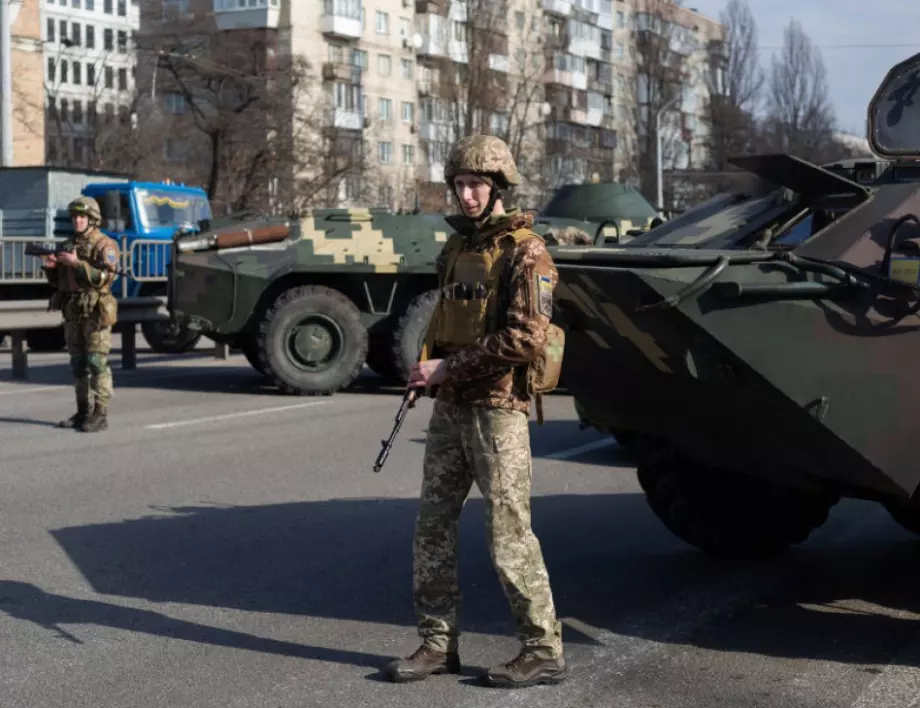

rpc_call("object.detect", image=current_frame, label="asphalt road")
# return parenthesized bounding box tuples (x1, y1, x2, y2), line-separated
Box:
(2, 337, 920, 708)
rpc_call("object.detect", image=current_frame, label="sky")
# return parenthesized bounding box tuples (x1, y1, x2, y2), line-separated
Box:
(683, 0, 919, 137)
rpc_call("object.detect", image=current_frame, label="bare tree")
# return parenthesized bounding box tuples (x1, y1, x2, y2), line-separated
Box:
(133, 8, 377, 216)
(415, 0, 557, 210)
(699, 0, 763, 193)
(625, 0, 697, 208)
(759, 19, 838, 161)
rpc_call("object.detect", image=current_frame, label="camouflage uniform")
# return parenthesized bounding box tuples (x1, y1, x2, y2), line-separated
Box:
(386, 136, 566, 689)
(43, 196, 120, 432)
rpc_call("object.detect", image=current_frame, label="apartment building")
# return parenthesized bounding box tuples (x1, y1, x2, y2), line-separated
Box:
(136, 0, 722, 211)
(7, 0, 45, 165)
(41, 0, 141, 165)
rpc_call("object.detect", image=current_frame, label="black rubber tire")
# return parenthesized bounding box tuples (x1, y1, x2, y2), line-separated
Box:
(610, 427, 639, 452)
(883, 498, 920, 535)
(636, 446, 837, 557)
(257, 285, 368, 396)
(240, 336, 267, 376)
(141, 319, 203, 354)
(389, 290, 438, 382)
(27, 327, 66, 352)
(365, 335, 403, 382)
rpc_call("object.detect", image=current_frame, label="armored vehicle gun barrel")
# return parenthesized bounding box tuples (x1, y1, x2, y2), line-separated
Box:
(176, 223, 290, 253)
(550, 50, 920, 558)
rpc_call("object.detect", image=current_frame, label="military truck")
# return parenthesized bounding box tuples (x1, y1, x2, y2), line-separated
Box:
(547, 50, 920, 557)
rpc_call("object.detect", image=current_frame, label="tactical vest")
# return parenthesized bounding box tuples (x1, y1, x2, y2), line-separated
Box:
(421, 226, 565, 423)
(51, 230, 119, 326)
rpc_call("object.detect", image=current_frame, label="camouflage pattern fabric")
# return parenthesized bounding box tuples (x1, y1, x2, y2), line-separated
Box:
(65, 320, 114, 408)
(434, 209, 559, 417)
(444, 135, 522, 187)
(45, 224, 120, 414)
(413, 398, 563, 660)
(546, 226, 593, 246)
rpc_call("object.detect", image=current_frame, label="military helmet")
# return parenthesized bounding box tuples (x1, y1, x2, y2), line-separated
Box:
(444, 135, 522, 188)
(68, 195, 102, 223)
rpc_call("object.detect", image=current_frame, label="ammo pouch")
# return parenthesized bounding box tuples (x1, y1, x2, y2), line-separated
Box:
(528, 323, 565, 425)
(95, 293, 118, 327)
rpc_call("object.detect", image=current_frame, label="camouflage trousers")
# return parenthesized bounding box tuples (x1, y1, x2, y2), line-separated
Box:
(413, 398, 563, 659)
(64, 319, 114, 410)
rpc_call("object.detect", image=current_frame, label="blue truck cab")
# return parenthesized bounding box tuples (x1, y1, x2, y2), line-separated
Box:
(81, 179, 213, 300)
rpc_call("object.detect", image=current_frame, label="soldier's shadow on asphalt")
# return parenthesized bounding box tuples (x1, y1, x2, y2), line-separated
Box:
(12, 493, 920, 678)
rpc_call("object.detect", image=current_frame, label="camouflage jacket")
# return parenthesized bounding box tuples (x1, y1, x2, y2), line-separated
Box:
(434, 208, 559, 414)
(43, 227, 119, 295)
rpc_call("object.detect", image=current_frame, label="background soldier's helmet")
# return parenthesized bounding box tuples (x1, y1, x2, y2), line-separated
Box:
(444, 135, 522, 188)
(68, 196, 102, 224)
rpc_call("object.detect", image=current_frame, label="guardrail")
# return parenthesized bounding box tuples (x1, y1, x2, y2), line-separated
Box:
(0, 235, 173, 287)
(0, 296, 230, 380)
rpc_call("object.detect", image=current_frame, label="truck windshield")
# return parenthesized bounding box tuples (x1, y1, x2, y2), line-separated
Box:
(136, 189, 212, 229)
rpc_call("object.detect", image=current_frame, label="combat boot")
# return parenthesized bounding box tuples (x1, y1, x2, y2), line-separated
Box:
(483, 648, 567, 688)
(59, 400, 91, 429)
(79, 404, 108, 433)
(383, 645, 461, 683)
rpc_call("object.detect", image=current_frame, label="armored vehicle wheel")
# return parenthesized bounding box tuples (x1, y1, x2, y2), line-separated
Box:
(365, 339, 402, 382)
(258, 285, 368, 396)
(390, 290, 439, 382)
(240, 337, 267, 376)
(637, 446, 837, 557)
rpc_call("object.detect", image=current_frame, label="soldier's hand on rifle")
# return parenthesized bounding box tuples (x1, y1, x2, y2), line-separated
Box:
(56, 250, 78, 266)
(408, 359, 447, 388)
(41, 255, 58, 268)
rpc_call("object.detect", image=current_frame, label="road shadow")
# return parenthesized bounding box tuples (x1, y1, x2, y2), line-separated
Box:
(46, 493, 920, 668)
(0, 579, 391, 669)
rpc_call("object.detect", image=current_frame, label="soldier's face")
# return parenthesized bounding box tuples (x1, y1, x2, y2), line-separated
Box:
(453, 174, 493, 219)
(72, 214, 89, 233)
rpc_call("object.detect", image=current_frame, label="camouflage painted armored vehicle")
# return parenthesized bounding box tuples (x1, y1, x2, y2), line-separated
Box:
(532, 181, 663, 246)
(547, 51, 920, 557)
(167, 208, 457, 394)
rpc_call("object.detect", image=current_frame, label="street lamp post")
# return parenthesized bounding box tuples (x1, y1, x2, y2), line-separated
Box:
(1, 0, 14, 166)
(655, 95, 679, 214)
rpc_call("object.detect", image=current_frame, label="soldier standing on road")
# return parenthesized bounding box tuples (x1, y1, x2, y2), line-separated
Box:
(42, 196, 120, 433)
(383, 135, 567, 689)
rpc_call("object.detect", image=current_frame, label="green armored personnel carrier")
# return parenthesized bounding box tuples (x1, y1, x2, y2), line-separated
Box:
(168, 208, 455, 394)
(166, 176, 663, 395)
(548, 51, 920, 556)
(533, 181, 663, 246)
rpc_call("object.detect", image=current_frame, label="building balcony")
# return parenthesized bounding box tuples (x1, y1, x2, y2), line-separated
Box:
(543, 0, 572, 16)
(588, 77, 614, 95)
(569, 37, 603, 62)
(415, 0, 449, 17)
(488, 54, 509, 73)
(323, 63, 363, 84)
(419, 121, 455, 143)
(322, 0, 362, 39)
(421, 162, 445, 183)
(544, 68, 587, 91)
(417, 79, 434, 95)
(213, 0, 280, 30)
(329, 109, 363, 131)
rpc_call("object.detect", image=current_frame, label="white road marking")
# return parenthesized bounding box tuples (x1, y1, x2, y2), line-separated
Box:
(145, 401, 328, 429)
(546, 437, 618, 460)
(0, 385, 60, 396)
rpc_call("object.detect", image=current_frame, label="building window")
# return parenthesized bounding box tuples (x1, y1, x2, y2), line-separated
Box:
(401, 58, 412, 79)
(378, 141, 392, 163)
(70, 22, 81, 46)
(375, 10, 388, 34)
(104, 28, 113, 51)
(46, 18, 55, 42)
(401, 101, 413, 122)
(86, 25, 95, 49)
(104, 66, 113, 89)
(403, 144, 414, 165)
(377, 54, 390, 76)
(117, 67, 127, 91)
(378, 97, 391, 120)
(103, 0, 112, 13)
(117, 30, 127, 53)
(86, 64, 96, 86)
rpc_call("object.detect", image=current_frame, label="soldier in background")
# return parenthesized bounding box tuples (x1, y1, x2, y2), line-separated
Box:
(383, 135, 567, 689)
(42, 196, 120, 432)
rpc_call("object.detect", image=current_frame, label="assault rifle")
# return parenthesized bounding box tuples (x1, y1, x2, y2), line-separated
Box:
(24, 241, 70, 258)
(25, 241, 127, 276)
(373, 387, 419, 473)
